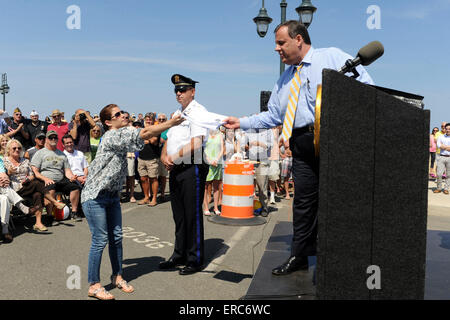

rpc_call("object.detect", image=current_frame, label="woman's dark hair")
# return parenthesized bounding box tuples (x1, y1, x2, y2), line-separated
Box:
(274, 20, 312, 45)
(100, 104, 118, 131)
(432, 127, 439, 134)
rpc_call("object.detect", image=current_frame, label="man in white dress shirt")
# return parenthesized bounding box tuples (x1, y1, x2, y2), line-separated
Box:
(435, 123, 450, 194)
(160, 74, 209, 275)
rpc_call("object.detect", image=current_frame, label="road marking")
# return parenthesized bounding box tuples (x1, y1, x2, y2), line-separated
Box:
(122, 226, 174, 249)
(203, 226, 251, 272)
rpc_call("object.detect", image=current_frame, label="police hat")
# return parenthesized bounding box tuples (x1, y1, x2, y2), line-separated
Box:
(171, 74, 198, 90)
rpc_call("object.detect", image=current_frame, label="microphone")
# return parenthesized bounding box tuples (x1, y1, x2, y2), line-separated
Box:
(339, 41, 384, 74)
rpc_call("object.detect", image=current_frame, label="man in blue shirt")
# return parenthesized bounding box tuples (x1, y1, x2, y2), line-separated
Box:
(225, 20, 374, 275)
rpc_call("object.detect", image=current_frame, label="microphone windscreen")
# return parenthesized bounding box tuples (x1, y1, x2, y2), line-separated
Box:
(357, 41, 384, 66)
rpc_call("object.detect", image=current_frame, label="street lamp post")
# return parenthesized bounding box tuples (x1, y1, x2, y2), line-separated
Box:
(279, 0, 287, 75)
(295, 0, 317, 28)
(253, 0, 273, 38)
(0, 73, 10, 112)
(253, 0, 317, 76)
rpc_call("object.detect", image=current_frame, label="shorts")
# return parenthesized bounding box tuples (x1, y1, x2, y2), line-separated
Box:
(268, 160, 280, 181)
(43, 177, 81, 194)
(206, 164, 223, 182)
(158, 159, 168, 177)
(281, 157, 293, 179)
(138, 158, 159, 178)
(127, 157, 135, 177)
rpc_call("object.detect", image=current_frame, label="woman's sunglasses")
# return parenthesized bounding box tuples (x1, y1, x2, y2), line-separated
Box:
(112, 110, 125, 119)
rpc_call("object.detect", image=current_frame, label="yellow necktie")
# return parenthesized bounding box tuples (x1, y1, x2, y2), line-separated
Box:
(281, 64, 303, 142)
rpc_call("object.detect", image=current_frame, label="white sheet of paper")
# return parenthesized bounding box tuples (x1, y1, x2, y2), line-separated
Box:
(181, 107, 227, 130)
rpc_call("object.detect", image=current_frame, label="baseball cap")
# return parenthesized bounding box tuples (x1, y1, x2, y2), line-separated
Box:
(30, 110, 39, 117)
(46, 130, 58, 138)
(36, 131, 46, 139)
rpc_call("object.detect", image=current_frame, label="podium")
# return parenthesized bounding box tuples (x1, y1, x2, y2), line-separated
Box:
(316, 70, 429, 299)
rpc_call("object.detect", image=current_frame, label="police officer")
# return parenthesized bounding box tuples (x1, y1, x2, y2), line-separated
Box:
(160, 74, 209, 275)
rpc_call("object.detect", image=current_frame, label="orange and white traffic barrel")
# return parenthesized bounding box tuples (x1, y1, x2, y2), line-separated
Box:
(208, 161, 266, 226)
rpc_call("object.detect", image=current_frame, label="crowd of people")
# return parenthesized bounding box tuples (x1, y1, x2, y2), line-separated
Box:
(1, 104, 447, 243)
(0, 106, 295, 244)
(430, 121, 450, 194)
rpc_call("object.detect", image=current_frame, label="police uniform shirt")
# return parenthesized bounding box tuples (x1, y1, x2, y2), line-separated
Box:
(166, 99, 208, 164)
(25, 120, 48, 146)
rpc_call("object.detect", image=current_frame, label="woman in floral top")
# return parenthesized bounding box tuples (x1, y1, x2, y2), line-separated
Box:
(81, 104, 183, 300)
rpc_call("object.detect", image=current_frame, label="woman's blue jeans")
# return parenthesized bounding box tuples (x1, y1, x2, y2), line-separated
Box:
(82, 192, 123, 284)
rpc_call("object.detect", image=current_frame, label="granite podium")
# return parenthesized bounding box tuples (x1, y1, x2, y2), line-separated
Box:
(316, 69, 429, 299)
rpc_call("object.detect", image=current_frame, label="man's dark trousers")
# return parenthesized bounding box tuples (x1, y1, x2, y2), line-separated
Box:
(169, 163, 208, 267)
(289, 128, 319, 258)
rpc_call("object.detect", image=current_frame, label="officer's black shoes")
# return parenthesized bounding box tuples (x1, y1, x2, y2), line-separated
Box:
(179, 264, 202, 275)
(159, 258, 185, 270)
(271, 256, 308, 275)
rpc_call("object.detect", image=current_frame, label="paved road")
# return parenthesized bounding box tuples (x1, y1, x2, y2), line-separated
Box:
(1, 179, 449, 300)
(0, 186, 292, 300)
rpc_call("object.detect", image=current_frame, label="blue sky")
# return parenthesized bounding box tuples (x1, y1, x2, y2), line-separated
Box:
(0, 0, 449, 128)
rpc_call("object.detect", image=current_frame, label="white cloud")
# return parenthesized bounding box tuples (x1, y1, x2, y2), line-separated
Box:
(396, 0, 450, 20)
(29, 55, 273, 75)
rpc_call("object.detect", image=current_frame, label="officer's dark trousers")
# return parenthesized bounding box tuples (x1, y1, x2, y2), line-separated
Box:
(289, 129, 319, 258)
(169, 163, 208, 266)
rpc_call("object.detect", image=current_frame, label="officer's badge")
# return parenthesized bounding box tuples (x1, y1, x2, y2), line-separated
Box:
(174, 75, 180, 83)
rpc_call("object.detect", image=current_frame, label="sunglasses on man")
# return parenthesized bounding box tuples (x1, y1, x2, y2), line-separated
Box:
(174, 86, 192, 94)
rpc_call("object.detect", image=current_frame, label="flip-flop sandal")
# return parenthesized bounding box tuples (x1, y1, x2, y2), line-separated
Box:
(203, 210, 211, 216)
(214, 210, 221, 216)
(111, 276, 134, 293)
(88, 287, 115, 300)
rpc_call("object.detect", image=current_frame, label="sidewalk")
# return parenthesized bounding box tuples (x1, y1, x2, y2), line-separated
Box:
(427, 179, 450, 231)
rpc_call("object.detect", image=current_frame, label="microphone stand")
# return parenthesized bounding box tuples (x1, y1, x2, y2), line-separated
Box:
(340, 59, 360, 79)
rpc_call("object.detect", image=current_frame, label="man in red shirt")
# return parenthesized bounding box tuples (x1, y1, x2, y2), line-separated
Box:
(47, 109, 69, 151)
